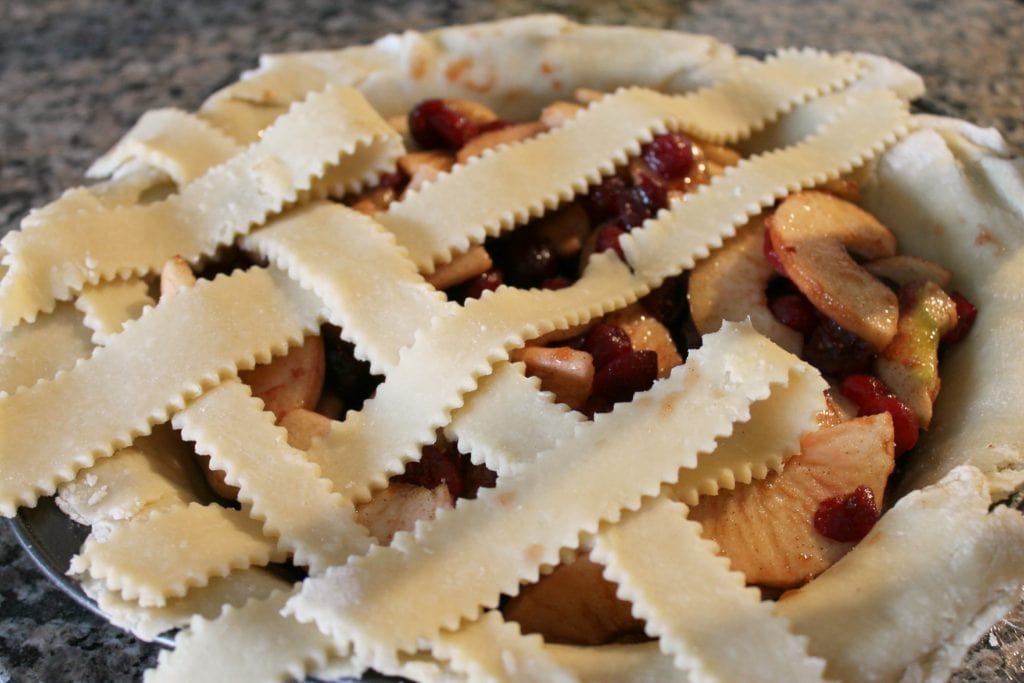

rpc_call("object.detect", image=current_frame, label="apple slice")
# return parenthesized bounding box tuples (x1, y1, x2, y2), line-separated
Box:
(688, 413, 896, 588)
(355, 482, 453, 546)
(239, 335, 326, 421)
(604, 303, 683, 379)
(865, 254, 952, 289)
(689, 217, 804, 354)
(509, 345, 594, 411)
(876, 281, 958, 428)
(503, 550, 644, 645)
(767, 191, 898, 351)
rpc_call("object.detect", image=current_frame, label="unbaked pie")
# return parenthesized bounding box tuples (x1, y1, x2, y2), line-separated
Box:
(3, 15, 1024, 683)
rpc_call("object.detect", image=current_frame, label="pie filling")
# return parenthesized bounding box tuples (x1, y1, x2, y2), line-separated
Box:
(1, 17, 1022, 683)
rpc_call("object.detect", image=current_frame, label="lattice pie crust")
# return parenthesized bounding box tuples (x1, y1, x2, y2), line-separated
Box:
(2, 15, 1024, 683)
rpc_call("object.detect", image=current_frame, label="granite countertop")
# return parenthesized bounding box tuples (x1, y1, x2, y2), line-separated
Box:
(1, 1, 1022, 681)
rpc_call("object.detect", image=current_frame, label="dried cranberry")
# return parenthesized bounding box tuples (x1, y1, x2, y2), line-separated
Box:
(408, 99, 480, 150)
(802, 319, 876, 377)
(542, 276, 571, 290)
(583, 323, 632, 368)
(813, 485, 878, 542)
(941, 291, 978, 345)
(619, 190, 653, 229)
(459, 268, 503, 300)
(763, 229, 787, 276)
(840, 374, 919, 455)
(641, 133, 695, 180)
(589, 349, 659, 412)
(593, 224, 626, 259)
(396, 440, 465, 498)
(770, 293, 820, 336)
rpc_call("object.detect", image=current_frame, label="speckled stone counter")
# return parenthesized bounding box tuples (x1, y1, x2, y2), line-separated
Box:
(1, 1, 1022, 681)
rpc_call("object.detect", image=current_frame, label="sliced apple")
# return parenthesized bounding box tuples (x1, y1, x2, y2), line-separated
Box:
(767, 191, 898, 351)
(159, 255, 196, 300)
(354, 481, 453, 546)
(239, 335, 326, 420)
(509, 345, 594, 410)
(456, 122, 548, 164)
(540, 101, 584, 128)
(425, 245, 493, 290)
(689, 217, 804, 355)
(279, 408, 332, 450)
(688, 413, 896, 588)
(398, 150, 455, 194)
(503, 550, 644, 645)
(876, 281, 958, 428)
(604, 303, 683, 379)
(865, 255, 952, 289)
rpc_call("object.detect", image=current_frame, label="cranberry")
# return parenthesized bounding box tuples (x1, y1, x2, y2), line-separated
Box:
(583, 323, 633, 368)
(763, 229, 787, 276)
(593, 224, 626, 259)
(640, 276, 687, 325)
(941, 291, 978, 345)
(322, 326, 382, 412)
(376, 170, 408, 191)
(840, 374, 919, 455)
(632, 173, 669, 214)
(408, 99, 480, 150)
(802, 319, 876, 377)
(396, 440, 465, 498)
(502, 240, 558, 288)
(460, 268, 503, 300)
(585, 176, 631, 222)
(542, 276, 571, 290)
(641, 133, 695, 180)
(813, 485, 878, 542)
(589, 349, 659, 412)
(477, 119, 511, 135)
(770, 293, 819, 336)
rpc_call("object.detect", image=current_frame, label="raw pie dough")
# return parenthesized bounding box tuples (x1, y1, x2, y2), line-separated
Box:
(2, 14, 1024, 683)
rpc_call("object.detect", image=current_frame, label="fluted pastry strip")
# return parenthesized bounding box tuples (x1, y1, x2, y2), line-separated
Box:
(74, 278, 154, 345)
(69, 502, 285, 607)
(286, 324, 814, 661)
(172, 380, 372, 574)
(591, 497, 827, 682)
(87, 108, 243, 186)
(380, 50, 862, 272)
(0, 86, 400, 329)
(0, 267, 322, 516)
(0, 303, 92, 394)
(433, 611, 577, 683)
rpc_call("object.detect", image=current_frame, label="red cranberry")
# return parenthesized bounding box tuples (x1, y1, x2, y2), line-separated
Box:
(593, 224, 626, 259)
(589, 349, 659, 412)
(941, 291, 978, 345)
(813, 485, 878, 542)
(770, 293, 820, 336)
(585, 176, 631, 222)
(803, 319, 876, 378)
(632, 173, 669, 214)
(641, 133, 695, 180)
(408, 99, 480, 150)
(460, 268, 503, 300)
(583, 323, 632, 368)
(477, 119, 511, 135)
(840, 374, 919, 455)
(396, 440, 465, 498)
(640, 276, 687, 325)
(763, 229, 787, 276)
(542, 276, 571, 290)
(503, 240, 558, 288)
(376, 170, 408, 191)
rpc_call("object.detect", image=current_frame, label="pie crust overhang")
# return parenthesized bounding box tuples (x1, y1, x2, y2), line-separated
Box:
(2, 14, 1024, 683)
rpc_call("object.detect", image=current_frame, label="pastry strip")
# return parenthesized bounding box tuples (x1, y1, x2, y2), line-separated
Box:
(286, 324, 814, 660)
(0, 86, 400, 329)
(300, 253, 640, 503)
(0, 267, 322, 516)
(591, 497, 827, 682)
(432, 611, 577, 683)
(87, 108, 242, 185)
(74, 278, 154, 345)
(81, 568, 289, 642)
(244, 201, 452, 375)
(171, 380, 372, 574)
(69, 502, 284, 607)
(0, 303, 92, 394)
(379, 51, 862, 272)
(144, 590, 337, 683)
(777, 466, 1024, 683)
(624, 88, 913, 285)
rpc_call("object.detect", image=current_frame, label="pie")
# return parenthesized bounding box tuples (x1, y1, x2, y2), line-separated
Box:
(2, 14, 1024, 683)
